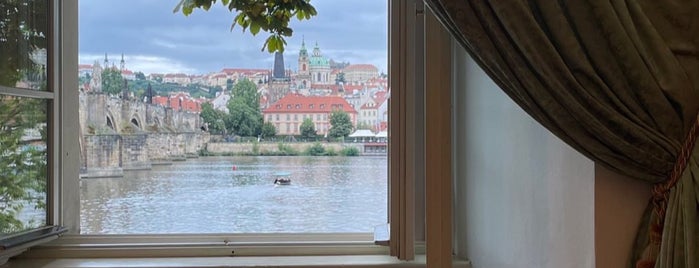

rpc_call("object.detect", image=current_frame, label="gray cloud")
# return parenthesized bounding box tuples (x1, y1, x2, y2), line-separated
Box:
(79, 0, 388, 75)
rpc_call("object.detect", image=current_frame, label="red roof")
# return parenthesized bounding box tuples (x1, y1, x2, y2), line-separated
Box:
(263, 93, 357, 114)
(344, 64, 378, 72)
(79, 64, 93, 69)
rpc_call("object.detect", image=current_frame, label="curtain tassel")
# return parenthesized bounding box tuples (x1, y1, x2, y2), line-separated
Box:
(636, 113, 699, 268)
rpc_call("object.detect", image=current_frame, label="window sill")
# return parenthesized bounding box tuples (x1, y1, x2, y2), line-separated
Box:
(3, 255, 471, 268)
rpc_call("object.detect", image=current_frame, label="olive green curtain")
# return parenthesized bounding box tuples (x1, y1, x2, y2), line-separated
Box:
(422, 0, 699, 267)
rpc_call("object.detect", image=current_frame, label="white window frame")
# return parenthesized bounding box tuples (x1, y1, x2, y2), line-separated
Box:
(8, 0, 459, 264)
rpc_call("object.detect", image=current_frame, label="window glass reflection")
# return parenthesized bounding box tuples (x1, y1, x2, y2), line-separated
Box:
(0, 96, 48, 236)
(0, 0, 49, 91)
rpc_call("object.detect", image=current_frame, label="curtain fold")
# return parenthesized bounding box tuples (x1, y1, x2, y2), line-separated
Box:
(424, 0, 699, 267)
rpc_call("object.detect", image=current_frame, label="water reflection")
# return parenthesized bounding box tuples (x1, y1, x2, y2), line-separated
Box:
(80, 156, 387, 234)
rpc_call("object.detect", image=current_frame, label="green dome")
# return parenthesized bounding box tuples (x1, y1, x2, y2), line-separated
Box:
(310, 56, 329, 67)
(309, 41, 329, 67)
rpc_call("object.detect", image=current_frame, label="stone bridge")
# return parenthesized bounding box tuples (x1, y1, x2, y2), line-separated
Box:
(79, 92, 209, 178)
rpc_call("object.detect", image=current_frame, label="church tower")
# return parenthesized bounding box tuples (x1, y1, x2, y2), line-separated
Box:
(120, 53, 125, 71)
(296, 37, 311, 89)
(104, 53, 109, 69)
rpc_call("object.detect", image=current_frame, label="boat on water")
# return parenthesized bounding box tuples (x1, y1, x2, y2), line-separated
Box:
(273, 172, 291, 185)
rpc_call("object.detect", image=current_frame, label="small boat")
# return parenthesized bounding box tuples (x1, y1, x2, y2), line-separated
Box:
(273, 171, 291, 186)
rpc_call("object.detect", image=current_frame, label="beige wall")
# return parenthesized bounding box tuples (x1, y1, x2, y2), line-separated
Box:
(452, 41, 596, 267)
(594, 165, 651, 268)
(451, 38, 655, 268)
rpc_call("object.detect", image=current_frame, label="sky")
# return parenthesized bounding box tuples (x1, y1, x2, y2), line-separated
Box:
(79, 1, 388, 76)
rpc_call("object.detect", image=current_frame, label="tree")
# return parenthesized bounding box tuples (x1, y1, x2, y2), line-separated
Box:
(226, 98, 261, 137)
(300, 118, 316, 139)
(335, 72, 346, 85)
(232, 78, 260, 112)
(102, 68, 124, 95)
(0, 1, 48, 89)
(261, 122, 276, 138)
(0, 98, 47, 234)
(174, 0, 317, 53)
(135, 71, 146, 80)
(200, 103, 227, 134)
(1, 1, 49, 234)
(328, 110, 353, 138)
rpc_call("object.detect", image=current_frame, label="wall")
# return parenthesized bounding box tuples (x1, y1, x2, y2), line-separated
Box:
(452, 42, 596, 267)
(594, 165, 651, 268)
(206, 142, 351, 155)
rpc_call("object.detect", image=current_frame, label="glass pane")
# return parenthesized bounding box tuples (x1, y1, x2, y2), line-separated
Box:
(0, 96, 48, 236)
(79, 0, 387, 234)
(0, 0, 49, 91)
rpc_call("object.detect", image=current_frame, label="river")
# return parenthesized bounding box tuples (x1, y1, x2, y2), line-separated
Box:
(80, 156, 388, 234)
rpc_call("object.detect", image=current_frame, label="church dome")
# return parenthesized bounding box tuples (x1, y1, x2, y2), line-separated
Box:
(309, 42, 330, 67)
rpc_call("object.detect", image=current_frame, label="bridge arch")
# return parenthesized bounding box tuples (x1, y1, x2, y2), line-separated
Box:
(105, 111, 118, 133)
(130, 113, 143, 128)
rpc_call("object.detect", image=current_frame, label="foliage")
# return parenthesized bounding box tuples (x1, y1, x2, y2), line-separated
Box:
(339, 146, 359, 156)
(225, 78, 263, 137)
(335, 72, 346, 85)
(0, 1, 49, 235)
(299, 118, 316, 139)
(135, 71, 146, 80)
(101, 68, 124, 95)
(277, 142, 299, 156)
(232, 78, 260, 112)
(0, 98, 47, 234)
(261, 121, 276, 138)
(304, 142, 326, 156)
(200, 102, 228, 134)
(226, 98, 262, 137)
(328, 110, 353, 138)
(325, 146, 337, 156)
(0, 1, 48, 89)
(174, 0, 317, 53)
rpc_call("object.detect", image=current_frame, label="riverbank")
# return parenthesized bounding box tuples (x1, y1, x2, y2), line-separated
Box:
(202, 142, 363, 157)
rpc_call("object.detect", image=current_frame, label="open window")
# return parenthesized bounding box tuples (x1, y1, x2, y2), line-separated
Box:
(2, 0, 441, 264)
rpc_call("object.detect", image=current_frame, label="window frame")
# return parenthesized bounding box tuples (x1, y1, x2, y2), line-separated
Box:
(11, 0, 449, 262)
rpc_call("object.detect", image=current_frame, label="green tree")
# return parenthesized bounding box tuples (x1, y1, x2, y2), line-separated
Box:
(226, 98, 261, 137)
(200, 102, 227, 134)
(102, 68, 124, 95)
(232, 78, 260, 112)
(135, 71, 146, 80)
(0, 1, 49, 234)
(174, 0, 317, 53)
(335, 72, 346, 85)
(0, 1, 48, 89)
(261, 121, 276, 138)
(328, 110, 353, 138)
(0, 98, 47, 234)
(300, 118, 316, 140)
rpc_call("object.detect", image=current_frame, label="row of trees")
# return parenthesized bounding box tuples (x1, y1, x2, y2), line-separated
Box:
(200, 78, 354, 139)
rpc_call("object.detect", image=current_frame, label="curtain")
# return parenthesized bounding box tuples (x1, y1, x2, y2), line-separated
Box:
(422, 1, 699, 267)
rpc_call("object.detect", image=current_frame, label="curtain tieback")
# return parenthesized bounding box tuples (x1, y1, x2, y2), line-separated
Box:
(637, 114, 699, 268)
(651, 114, 699, 239)
(636, 114, 699, 268)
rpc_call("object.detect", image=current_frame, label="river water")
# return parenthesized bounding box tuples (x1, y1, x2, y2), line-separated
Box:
(80, 156, 388, 234)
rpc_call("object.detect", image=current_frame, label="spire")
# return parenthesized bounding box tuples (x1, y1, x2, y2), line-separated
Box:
(120, 53, 125, 71)
(273, 51, 286, 79)
(104, 53, 109, 67)
(313, 41, 321, 56)
(299, 36, 308, 58)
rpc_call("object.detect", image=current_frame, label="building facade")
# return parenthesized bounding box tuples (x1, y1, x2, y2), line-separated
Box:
(262, 93, 357, 136)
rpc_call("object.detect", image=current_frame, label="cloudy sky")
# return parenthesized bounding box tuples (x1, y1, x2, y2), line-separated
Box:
(79, 1, 388, 75)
